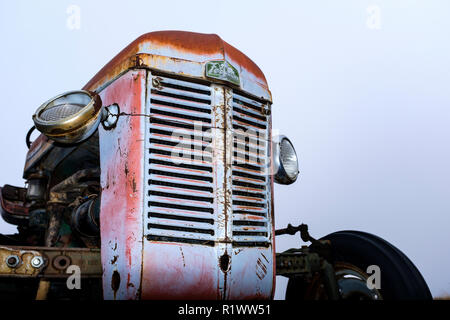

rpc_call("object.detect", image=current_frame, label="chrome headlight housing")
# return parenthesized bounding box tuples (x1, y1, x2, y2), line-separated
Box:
(273, 135, 299, 185)
(32, 90, 102, 144)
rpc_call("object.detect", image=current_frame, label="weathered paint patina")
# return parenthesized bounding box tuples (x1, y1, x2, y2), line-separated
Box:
(98, 70, 146, 299)
(83, 31, 271, 101)
(26, 31, 276, 300)
(24, 31, 272, 175)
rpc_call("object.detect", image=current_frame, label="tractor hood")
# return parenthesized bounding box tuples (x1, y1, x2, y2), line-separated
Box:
(83, 31, 271, 101)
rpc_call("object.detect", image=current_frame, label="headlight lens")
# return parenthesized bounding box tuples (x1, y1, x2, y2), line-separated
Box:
(274, 136, 299, 184)
(39, 98, 87, 122)
(33, 90, 102, 144)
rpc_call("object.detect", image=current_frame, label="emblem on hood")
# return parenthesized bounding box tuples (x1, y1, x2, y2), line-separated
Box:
(205, 60, 240, 86)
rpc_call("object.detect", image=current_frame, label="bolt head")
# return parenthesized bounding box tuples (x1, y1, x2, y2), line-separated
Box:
(5, 255, 20, 268)
(31, 256, 44, 268)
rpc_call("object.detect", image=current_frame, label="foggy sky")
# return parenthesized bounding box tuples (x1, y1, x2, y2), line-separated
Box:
(0, 0, 449, 298)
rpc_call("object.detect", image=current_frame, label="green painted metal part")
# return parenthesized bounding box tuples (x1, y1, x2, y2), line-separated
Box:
(205, 60, 240, 86)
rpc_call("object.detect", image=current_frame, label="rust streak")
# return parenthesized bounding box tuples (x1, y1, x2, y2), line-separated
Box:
(83, 31, 268, 92)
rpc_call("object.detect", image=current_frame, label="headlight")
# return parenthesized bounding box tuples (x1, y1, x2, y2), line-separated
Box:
(273, 136, 299, 185)
(33, 90, 102, 144)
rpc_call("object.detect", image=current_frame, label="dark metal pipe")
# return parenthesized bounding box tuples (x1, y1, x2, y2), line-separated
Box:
(71, 196, 100, 237)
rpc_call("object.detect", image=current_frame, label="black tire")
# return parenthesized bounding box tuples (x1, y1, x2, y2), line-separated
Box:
(322, 230, 432, 300)
(286, 230, 432, 300)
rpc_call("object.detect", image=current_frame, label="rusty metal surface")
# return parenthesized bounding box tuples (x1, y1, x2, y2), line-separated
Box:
(0, 246, 101, 278)
(139, 72, 274, 299)
(0, 246, 44, 277)
(23, 137, 77, 178)
(275, 251, 321, 276)
(82, 31, 271, 102)
(141, 243, 220, 299)
(23, 134, 55, 176)
(24, 31, 273, 179)
(48, 168, 100, 204)
(45, 206, 63, 247)
(22, 69, 276, 300)
(98, 70, 146, 300)
(0, 186, 30, 225)
(141, 80, 231, 299)
(268, 113, 276, 298)
(93, 68, 275, 299)
(225, 88, 274, 300)
(21, 30, 278, 298)
(38, 247, 101, 278)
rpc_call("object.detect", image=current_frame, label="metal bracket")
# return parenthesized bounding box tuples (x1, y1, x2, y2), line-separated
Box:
(276, 223, 333, 261)
(0, 246, 101, 279)
(0, 246, 45, 277)
(276, 248, 340, 300)
(275, 249, 321, 276)
(275, 223, 340, 300)
(275, 223, 314, 241)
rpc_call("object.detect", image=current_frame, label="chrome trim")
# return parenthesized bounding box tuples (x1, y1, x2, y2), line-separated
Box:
(33, 90, 102, 144)
(273, 135, 299, 185)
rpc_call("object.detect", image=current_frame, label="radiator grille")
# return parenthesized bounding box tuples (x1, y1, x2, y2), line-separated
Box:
(144, 74, 271, 247)
(145, 75, 216, 245)
(231, 92, 271, 247)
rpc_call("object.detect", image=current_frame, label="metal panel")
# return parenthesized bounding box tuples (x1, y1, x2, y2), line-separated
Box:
(141, 74, 229, 299)
(226, 248, 274, 299)
(83, 31, 272, 102)
(224, 89, 274, 299)
(141, 74, 274, 299)
(98, 70, 146, 300)
(144, 75, 217, 243)
(99, 70, 274, 300)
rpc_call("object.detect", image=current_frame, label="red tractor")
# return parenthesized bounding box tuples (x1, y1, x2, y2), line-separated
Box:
(0, 31, 431, 300)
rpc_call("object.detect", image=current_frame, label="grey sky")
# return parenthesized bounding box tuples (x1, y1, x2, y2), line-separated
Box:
(0, 0, 449, 299)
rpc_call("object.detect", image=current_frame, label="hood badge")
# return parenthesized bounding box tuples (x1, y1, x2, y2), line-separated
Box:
(205, 60, 240, 86)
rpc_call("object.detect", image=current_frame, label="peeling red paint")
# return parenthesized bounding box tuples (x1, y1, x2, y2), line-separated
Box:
(83, 31, 268, 93)
(99, 70, 146, 300)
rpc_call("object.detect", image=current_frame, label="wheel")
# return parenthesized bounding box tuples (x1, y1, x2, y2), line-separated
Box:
(286, 230, 432, 300)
